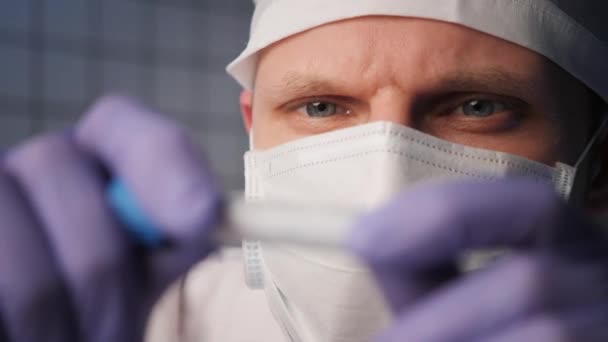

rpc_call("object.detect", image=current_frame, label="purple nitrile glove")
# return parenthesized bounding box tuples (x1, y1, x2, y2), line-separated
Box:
(0, 95, 221, 342)
(349, 180, 608, 342)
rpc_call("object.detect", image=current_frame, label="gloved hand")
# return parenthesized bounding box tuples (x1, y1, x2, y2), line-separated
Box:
(0, 95, 221, 342)
(349, 180, 608, 341)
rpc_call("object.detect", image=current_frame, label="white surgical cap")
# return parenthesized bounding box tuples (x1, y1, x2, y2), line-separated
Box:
(226, 0, 608, 102)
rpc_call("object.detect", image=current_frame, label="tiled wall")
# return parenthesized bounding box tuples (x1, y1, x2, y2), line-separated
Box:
(0, 0, 253, 190)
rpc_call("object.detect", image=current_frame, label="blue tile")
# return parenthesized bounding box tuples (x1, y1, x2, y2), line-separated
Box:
(43, 52, 87, 104)
(0, 46, 30, 98)
(102, 60, 145, 99)
(0, 115, 33, 147)
(44, 0, 87, 39)
(155, 5, 194, 51)
(193, 12, 250, 57)
(0, 0, 32, 32)
(197, 129, 247, 190)
(101, 0, 147, 45)
(191, 70, 241, 115)
(156, 66, 194, 114)
(42, 116, 75, 131)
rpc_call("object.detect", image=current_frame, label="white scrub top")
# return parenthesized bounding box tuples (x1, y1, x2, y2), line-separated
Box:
(146, 248, 287, 342)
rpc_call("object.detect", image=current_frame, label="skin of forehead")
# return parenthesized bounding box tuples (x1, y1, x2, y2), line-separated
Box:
(250, 16, 595, 161)
(254, 16, 587, 103)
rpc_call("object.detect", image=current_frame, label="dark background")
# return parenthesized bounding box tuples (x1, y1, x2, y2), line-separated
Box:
(0, 0, 254, 190)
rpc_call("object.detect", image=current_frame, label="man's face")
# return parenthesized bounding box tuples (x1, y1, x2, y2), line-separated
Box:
(243, 16, 595, 166)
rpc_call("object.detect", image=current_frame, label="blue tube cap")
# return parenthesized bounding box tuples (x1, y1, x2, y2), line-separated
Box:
(106, 178, 166, 247)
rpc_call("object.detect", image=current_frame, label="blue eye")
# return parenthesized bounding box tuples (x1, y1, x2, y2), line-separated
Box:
(304, 102, 338, 117)
(461, 100, 505, 117)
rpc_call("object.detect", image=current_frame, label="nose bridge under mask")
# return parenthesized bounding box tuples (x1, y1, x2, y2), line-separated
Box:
(246, 121, 573, 200)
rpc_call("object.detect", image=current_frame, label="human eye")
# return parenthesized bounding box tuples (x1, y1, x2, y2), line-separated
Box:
(276, 97, 361, 135)
(426, 95, 528, 134)
(454, 99, 507, 118)
(295, 101, 352, 118)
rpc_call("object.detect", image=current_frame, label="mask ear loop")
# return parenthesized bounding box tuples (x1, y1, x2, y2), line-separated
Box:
(574, 114, 608, 171)
(242, 126, 267, 289)
(563, 113, 608, 204)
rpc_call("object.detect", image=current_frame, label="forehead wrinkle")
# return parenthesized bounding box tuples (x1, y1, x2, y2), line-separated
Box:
(264, 46, 386, 100)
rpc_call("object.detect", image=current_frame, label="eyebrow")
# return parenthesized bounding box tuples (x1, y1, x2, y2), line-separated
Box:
(262, 68, 541, 102)
(269, 72, 346, 98)
(436, 69, 539, 98)
(258, 72, 354, 100)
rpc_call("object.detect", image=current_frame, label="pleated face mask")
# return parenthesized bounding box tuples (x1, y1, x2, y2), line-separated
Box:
(242, 121, 585, 342)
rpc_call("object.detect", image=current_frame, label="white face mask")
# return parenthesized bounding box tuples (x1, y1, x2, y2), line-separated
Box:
(242, 121, 581, 342)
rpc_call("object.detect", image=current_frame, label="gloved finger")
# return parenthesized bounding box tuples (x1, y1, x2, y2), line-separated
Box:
(74, 95, 221, 280)
(5, 133, 139, 342)
(0, 167, 78, 342)
(348, 179, 582, 310)
(374, 253, 608, 342)
(349, 179, 575, 270)
(479, 303, 608, 342)
(0, 317, 8, 342)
